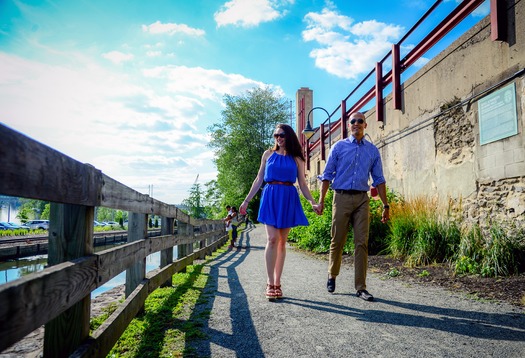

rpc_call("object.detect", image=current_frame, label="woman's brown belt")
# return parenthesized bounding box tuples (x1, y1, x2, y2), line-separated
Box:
(267, 181, 294, 186)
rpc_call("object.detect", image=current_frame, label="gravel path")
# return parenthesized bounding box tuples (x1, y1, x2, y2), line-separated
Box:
(3, 225, 524, 357)
(190, 226, 525, 358)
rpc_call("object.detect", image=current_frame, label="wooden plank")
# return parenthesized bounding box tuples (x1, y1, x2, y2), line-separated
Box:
(72, 234, 228, 358)
(101, 175, 193, 222)
(0, 124, 103, 206)
(0, 256, 97, 352)
(96, 240, 145, 285)
(71, 281, 150, 358)
(0, 229, 221, 350)
(94, 233, 205, 287)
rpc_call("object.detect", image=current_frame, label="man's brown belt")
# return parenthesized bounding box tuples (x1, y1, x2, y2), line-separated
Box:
(267, 181, 294, 186)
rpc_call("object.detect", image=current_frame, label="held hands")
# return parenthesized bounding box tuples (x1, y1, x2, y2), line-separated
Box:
(311, 202, 323, 215)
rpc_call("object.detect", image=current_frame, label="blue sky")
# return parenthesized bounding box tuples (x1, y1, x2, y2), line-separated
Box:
(0, 0, 489, 205)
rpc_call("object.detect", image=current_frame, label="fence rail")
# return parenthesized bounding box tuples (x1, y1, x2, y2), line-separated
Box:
(0, 123, 226, 357)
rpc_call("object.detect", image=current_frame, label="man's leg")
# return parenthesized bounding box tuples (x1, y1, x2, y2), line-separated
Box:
(352, 193, 370, 292)
(328, 193, 352, 290)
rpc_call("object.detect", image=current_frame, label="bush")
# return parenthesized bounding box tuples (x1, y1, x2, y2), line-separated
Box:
(454, 223, 524, 277)
(289, 189, 525, 278)
(387, 196, 460, 265)
(407, 218, 461, 267)
(369, 190, 400, 255)
(289, 188, 398, 254)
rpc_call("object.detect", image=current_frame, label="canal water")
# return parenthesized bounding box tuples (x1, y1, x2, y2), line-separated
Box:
(0, 244, 176, 298)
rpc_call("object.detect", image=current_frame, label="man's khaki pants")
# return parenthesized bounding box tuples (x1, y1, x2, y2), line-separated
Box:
(328, 191, 370, 291)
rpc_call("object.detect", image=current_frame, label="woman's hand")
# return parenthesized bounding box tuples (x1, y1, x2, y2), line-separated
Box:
(239, 200, 248, 215)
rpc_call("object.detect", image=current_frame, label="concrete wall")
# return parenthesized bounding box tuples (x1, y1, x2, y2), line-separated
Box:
(304, 0, 525, 228)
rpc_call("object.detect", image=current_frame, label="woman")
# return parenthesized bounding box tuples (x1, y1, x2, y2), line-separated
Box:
(239, 124, 320, 300)
(229, 206, 240, 247)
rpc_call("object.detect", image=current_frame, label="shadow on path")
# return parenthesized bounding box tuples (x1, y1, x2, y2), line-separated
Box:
(281, 294, 525, 341)
(187, 228, 265, 357)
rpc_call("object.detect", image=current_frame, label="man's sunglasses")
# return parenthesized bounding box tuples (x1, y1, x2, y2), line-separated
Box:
(350, 118, 365, 124)
(273, 132, 286, 138)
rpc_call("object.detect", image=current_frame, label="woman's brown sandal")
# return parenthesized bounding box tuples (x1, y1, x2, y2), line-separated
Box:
(274, 285, 283, 299)
(265, 284, 276, 300)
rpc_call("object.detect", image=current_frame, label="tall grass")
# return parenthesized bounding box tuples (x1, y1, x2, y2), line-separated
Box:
(455, 223, 524, 277)
(289, 189, 524, 278)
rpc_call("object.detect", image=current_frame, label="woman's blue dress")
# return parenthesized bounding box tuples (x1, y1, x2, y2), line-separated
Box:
(257, 152, 309, 229)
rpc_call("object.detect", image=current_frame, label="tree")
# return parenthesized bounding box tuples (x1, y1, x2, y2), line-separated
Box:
(203, 180, 223, 219)
(16, 199, 48, 222)
(208, 86, 290, 216)
(182, 182, 206, 219)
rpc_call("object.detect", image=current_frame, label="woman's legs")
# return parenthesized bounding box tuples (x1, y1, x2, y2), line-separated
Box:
(274, 227, 290, 286)
(264, 225, 290, 285)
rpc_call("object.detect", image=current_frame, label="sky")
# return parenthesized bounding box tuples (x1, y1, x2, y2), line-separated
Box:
(0, 0, 489, 205)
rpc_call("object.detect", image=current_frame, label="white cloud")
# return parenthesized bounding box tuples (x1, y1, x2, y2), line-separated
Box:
(302, 7, 403, 79)
(142, 21, 205, 36)
(214, 0, 293, 28)
(472, 0, 490, 17)
(143, 65, 271, 101)
(146, 51, 162, 57)
(0, 53, 219, 203)
(102, 51, 134, 64)
(0, 51, 283, 204)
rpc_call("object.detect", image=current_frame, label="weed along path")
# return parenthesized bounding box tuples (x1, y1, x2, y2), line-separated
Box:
(190, 226, 525, 358)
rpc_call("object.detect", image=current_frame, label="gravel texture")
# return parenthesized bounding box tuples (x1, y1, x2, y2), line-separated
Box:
(189, 226, 525, 358)
(3, 225, 524, 357)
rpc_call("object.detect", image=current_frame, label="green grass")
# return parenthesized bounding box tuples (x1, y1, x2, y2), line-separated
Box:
(92, 247, 226, 358)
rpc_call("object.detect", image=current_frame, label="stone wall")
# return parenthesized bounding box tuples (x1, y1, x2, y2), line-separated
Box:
(303, 0, 525, 231)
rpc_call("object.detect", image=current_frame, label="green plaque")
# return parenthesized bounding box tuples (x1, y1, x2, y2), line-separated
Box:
(478, 82, 518, 145)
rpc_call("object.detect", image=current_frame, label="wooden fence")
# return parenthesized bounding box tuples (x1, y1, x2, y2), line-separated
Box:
(0, 123, 227, 357)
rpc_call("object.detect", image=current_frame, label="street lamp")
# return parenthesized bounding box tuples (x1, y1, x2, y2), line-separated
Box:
(302, 120, 315, 141)
(306, 106, 332, 149)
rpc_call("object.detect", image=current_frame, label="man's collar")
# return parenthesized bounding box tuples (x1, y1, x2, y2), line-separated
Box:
(349, 135, 367, 144)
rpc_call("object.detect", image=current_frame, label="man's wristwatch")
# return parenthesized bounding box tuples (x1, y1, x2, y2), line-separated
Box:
(383, 205, 390, 209)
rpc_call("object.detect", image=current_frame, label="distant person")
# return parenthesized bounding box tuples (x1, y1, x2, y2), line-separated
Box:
(318, 112, 390, 302)
(240, 123, 321, 300)
(228, 206, 240, 248)
(243, 208, 255, 229)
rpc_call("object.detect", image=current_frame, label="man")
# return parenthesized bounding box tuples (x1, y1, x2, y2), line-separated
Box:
(318, 111, 390, 301)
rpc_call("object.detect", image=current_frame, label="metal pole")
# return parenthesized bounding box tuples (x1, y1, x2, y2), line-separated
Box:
(307, 106, 333, 149)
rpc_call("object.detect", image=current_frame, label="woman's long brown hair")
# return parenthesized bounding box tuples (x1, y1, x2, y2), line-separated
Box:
(272, 123, 305, 161)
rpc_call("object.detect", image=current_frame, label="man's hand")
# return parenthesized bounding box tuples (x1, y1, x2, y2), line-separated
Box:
(381, 208, 390, 223)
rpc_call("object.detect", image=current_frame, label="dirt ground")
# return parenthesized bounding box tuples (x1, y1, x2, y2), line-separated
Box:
(351, 255, 525, 308)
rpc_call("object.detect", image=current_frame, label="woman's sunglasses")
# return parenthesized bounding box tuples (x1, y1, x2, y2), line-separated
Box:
(350, 118, 365, 124)
(273, 132, 286, 138)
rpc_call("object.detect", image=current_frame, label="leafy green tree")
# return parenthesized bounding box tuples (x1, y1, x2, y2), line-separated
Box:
(40, 203, 50, 220)
(208, 86, 290, 217)
(182, 182, 206, 219)
(203, 180, 223, 219)
(16, 199, 48, 222)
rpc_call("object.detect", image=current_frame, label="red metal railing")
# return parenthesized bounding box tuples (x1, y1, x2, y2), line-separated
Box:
(305, 0, 503, 164)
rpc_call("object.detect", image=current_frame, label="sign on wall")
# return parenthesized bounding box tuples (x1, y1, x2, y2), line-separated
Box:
(478, 82, 518, 145)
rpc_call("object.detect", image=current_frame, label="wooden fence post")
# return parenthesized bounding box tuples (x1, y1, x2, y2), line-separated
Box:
(160, 216, 174, 287)
(44, 203, 94, 358)
(176, 220, 194, 272)
(126, 212, 147, 298)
